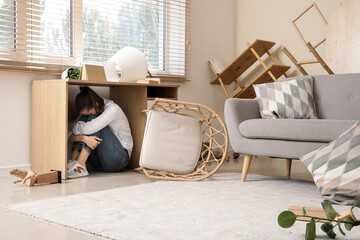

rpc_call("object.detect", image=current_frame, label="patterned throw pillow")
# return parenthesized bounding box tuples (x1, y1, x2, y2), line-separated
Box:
(253, 76, 317, 119)
(300, 121, 360, 205)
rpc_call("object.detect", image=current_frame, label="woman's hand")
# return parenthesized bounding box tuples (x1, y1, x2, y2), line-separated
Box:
(83, 136, 102, 149)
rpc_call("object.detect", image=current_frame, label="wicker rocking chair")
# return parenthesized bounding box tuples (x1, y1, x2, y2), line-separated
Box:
(135, 98, 229, 181)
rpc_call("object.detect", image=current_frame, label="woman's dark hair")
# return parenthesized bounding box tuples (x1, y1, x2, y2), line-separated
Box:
(75, 87, 105, 114)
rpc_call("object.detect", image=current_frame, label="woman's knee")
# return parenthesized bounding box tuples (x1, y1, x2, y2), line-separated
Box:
(79, 114, 97, 122)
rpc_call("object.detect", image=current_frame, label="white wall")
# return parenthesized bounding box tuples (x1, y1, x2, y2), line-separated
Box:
(235, 0, 342, 86)
(180, 0, 235, 113)
(0, 72, 58, 173)
(0, 0, 236, 173)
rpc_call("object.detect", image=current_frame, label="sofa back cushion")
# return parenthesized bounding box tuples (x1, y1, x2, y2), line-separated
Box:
(312, 74, 360, 120)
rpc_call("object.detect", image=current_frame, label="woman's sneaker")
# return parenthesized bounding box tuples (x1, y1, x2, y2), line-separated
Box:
(67, 159, 75, 169)
(67, 161, 89, 179)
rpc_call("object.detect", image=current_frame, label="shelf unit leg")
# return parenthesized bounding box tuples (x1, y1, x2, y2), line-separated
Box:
(218, 77, 229, 98)
(247, 42, 269, 70)
(267, 71, 278, 82)
(234, 79, 242, 89)
(247, 43, 279, 83)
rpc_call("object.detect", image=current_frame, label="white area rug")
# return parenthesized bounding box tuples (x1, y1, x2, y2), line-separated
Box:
(5, 174, 359, 240)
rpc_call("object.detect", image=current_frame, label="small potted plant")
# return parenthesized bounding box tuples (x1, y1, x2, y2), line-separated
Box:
(61, 68, 80, 80)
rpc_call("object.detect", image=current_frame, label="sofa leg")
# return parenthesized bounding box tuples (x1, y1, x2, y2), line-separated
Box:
(233, 152, 240, 159)
(241, 154, 253, 182)
(286, 159, 292, 178)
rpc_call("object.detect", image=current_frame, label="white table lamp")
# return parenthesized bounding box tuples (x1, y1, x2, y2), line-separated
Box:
(104, 47, 148, 82)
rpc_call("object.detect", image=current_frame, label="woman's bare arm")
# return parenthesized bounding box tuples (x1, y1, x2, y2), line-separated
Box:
(69, 134, 85, 142)
(69, 134, 102, 150)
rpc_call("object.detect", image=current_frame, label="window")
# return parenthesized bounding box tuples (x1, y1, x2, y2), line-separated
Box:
(0, 0, 16, 51)
(0, 0, 191, 79)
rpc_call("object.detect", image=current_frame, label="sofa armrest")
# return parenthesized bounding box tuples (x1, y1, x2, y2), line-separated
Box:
(224, 98, 261, 153)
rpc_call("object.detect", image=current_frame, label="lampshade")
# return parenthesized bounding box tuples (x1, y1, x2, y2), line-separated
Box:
(104, 47, 148, 82)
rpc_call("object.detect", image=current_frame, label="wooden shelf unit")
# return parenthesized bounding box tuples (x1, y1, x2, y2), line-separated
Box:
(210, 39, 290, 98)
(233, 65, 291, 98)
(31, 79, 179, 179)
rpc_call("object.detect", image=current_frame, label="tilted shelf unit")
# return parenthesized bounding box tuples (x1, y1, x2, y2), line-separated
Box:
(210, 39, 290, 98)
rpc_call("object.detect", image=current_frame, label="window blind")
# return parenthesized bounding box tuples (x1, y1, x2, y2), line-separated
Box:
(0, 0, 191, 80)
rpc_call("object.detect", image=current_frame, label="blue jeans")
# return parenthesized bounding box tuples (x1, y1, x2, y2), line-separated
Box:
(73, 115, 129, 172)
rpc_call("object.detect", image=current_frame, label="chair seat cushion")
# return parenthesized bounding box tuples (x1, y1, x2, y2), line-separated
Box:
(139, 110, 202, 174)
(239, 119, 357, 142)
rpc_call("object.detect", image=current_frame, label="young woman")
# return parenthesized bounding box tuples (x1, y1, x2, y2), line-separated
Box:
(67, 87, 133, 178)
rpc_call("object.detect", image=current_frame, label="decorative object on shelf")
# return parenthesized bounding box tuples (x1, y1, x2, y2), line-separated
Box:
(326, 0, 360, 74)
(135, 98, 228, 181)
(278, 200, 360, 240)
(9, 168, 61, 187)
(208, 59, 225, 75)
(80, 64, 107, 82)
(61, 68, 80, 80)
(209, 39, 290, 99)
(282, 2, 334, 75)
(104, 47, 148, 82)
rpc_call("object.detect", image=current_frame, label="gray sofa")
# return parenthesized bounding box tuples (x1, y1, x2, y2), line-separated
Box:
(224, 73, 360, 181)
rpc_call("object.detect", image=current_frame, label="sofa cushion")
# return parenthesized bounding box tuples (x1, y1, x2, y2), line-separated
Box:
(253, 76, 317, 119)
(239, 119, 357, 142)
(300, 121, 360, 205)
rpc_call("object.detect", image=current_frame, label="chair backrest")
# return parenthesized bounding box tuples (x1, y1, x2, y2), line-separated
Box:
(313, 73, 360, 120)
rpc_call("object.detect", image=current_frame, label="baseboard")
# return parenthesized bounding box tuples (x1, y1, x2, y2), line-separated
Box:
(0, 164, 30, 177)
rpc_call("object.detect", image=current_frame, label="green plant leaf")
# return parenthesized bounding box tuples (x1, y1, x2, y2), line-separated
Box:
(337, 219, 346, 236)
(67, 68, 80, 80)
(321, 200, 337, 220)
(278, 211, 297, 228)
(353, 199, 360, 209)
(306, 222, 316, 240)
(344, 219, 354, 231)
(303, 207, 307, 216)
(321, 222, 336, 239)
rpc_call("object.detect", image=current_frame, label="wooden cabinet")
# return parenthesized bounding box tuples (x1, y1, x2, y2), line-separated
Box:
(31, 79, 179, 179)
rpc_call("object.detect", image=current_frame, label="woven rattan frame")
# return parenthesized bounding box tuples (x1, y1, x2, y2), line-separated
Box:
(135, 98, 229, 181)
